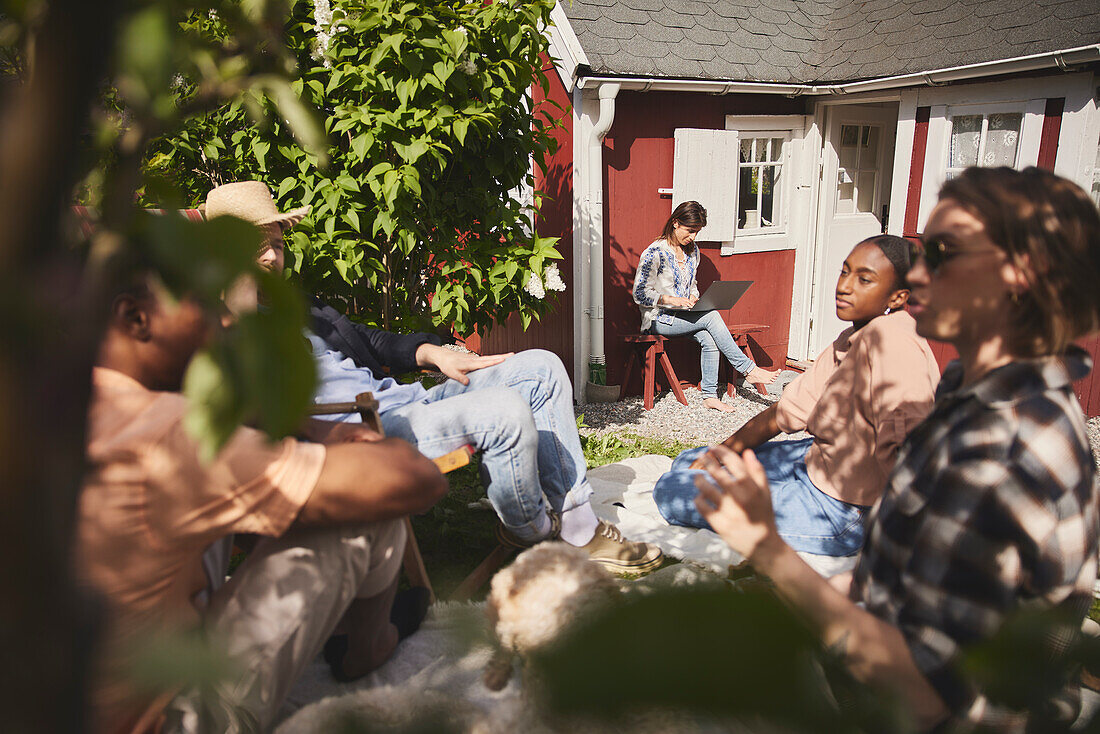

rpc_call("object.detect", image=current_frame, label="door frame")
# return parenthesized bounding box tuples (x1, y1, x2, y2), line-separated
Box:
(789, 94, 902, 361)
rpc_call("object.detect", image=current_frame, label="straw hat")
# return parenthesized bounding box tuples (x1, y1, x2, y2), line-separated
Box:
(204, 181, 311, 230)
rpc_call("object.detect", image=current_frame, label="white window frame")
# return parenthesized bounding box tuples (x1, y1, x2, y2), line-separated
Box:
(723, 115, 810, 255)
(943, 102, 1029, 178)
(736, 132, 792, 234)
(833, 121, 887, 218)
(914, 88, 1047, 230)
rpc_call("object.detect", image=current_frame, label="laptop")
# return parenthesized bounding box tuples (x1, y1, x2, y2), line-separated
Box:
(673, 280, 753, 312)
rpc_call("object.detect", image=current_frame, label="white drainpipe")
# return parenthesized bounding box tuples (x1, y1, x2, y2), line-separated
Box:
(585, 82, 620, 380)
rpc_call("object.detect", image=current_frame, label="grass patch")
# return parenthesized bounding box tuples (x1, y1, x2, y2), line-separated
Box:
(409, 429, 691, 600)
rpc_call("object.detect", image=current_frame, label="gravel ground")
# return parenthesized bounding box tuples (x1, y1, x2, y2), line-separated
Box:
(578, 373, 1100, 466)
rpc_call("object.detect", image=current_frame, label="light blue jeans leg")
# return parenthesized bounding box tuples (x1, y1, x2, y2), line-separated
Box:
(381, 386, 548, 542)
(651, 309, 756, 399)
(652, 438, 868, 556)
(423, 349, 592, 515)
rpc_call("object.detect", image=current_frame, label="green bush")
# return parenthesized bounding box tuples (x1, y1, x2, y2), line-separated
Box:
(143, 0, 564, 337)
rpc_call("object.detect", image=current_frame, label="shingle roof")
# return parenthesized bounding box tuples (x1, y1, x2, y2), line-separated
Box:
(559, 0, 1100, 83)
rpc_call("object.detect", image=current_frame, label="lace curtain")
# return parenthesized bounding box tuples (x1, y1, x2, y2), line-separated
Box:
(950, 113, 1021, 169)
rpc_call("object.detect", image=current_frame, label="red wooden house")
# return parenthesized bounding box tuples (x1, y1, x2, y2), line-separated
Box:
(476, 0, 1100, 413)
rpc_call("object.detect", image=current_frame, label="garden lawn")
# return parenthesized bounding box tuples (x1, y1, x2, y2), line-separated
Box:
(408, 431, 694, 600)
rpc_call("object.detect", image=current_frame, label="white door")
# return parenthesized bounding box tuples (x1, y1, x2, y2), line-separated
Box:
(808, 103, 898, 357)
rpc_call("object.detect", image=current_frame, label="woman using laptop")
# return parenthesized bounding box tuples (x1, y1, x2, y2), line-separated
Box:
(632, 201, 780, 412)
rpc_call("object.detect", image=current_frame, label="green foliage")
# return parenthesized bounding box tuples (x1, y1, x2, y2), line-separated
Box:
(138, 213, 316, 460)
(143, 0, 565, 337)
(530, 587, 909, 732)
(961, 605, 1100, 724)
(576, 417, 695, 468)
(66, 1, 326, 458)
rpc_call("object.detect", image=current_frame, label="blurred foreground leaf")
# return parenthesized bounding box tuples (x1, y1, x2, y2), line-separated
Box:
(961, 605, 1100, 724)
(137, 213, 315, 460)
(532, 588, 863, 731)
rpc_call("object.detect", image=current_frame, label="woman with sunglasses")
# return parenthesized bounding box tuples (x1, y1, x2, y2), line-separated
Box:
(693, 167, 1100, 729)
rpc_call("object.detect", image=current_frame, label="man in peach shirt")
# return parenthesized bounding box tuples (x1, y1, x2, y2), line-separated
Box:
(654, 236, 941, 557)
(76, 277, 447, 733)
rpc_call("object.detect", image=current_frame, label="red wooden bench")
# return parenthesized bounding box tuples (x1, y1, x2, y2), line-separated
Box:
(620, 323, 772, 409)
(720, 323, 771, 396)
(619, 335, 688, 410)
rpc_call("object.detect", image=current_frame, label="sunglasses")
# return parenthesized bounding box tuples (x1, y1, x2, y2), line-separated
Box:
(909, 237, 1000, 275)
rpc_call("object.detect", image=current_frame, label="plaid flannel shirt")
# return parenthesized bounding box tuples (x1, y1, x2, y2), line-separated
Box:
(850, 348, 1098, 730)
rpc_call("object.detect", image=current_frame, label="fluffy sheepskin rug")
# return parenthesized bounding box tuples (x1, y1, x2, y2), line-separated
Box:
(483, 542, 621, 691)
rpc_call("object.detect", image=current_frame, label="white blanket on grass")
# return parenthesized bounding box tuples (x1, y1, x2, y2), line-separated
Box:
(586, 454, 859, 579)
(276, 456, 857, 732)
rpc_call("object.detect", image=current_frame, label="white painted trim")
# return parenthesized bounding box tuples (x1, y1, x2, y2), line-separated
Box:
(546, 2, 588, 93)
(722, 115, 809, 255)
(787, 110, 824, 361)
(572, 45, 1100, 96)
(571, 87, 590, 402)
(917, 105, 949, 231)
(887, 89, 919, 236)
(1061, 81, 1100, 203)
(1053, 73, 1099, 185)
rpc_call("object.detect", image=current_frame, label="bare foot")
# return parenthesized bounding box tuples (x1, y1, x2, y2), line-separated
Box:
(746, 367, 780, 385)
(703, 397, 737, 412)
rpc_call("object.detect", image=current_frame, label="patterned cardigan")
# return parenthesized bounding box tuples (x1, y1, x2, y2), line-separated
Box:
(632, 238, 700, 331)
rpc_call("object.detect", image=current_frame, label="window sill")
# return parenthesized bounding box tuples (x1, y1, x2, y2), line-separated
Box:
(720, 230, 794, 255)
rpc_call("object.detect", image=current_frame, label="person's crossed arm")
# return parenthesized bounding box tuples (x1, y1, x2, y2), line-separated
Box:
(692, 445, 949, 729)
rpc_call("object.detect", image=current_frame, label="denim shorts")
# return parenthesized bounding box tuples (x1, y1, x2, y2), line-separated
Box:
(652, 437, 868, 556)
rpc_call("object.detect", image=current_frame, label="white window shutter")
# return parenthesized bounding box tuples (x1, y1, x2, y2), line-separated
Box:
(672, 128, 739, 243)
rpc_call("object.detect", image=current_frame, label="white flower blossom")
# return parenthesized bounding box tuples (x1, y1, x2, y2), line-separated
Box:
(543, 263, 566, 292)
(524, 271, 545, 299)
(312, 0, 335, 68)
(461, 55, 477, 75)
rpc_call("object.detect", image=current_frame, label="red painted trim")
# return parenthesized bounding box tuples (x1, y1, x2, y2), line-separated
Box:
(902, 106, 931, 239)
(1037, 97, 1065, 171)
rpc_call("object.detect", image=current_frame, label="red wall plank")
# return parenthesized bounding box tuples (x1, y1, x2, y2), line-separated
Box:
(1078, 335, 1100, 416)
(902, 106, 931, 239)
(1037, 97, 1065, 171)
(479, 58, 576, 382)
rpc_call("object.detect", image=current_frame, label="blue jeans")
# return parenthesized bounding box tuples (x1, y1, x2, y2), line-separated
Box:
(323, 349, 592, 544)
(650, 309, 756, 399)
(652, 438, 867, 556)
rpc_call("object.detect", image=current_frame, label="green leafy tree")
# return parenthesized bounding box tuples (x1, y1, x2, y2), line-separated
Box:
(143, 0, 565, 336)
(0, 2, 322, 727)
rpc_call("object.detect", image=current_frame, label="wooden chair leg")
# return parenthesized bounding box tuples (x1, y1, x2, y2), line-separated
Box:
(643, 343, 658, 410)
(401, 517, 435, 603)
(450, 544, 517, 601)
(657, 351, 688, 406)
(619, 347, 639, 402)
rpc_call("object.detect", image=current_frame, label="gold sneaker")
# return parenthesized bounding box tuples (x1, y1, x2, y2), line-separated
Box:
(577, 521, 663, 574)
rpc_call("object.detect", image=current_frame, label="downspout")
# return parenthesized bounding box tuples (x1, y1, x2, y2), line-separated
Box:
(586, 82, 620, 378)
